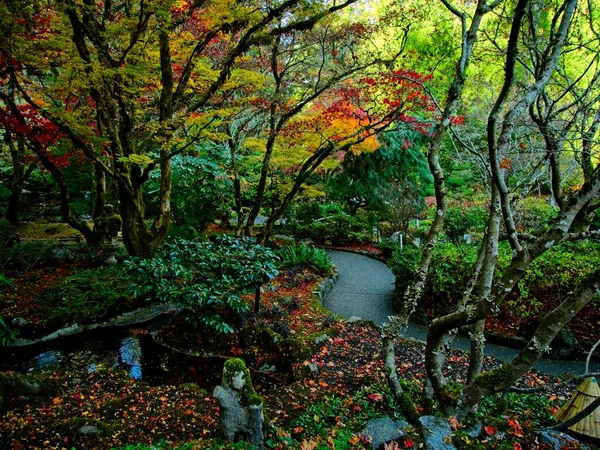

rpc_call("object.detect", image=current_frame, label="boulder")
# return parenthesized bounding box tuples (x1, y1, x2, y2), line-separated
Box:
(419, 416, 456, 450)
(78, 425, 102, 436)
(538, 430, 588, 450)
(362, 417, 409, 450)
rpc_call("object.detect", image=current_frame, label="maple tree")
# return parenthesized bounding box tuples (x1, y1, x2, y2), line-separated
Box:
(220, 7, 437, 242)
(0, 0, 360, 256)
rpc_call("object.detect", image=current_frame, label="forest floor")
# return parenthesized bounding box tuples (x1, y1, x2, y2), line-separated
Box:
(0, 256, 587, 450)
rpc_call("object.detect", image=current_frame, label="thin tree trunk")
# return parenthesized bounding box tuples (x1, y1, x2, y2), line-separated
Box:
(399, 0, 490, 327)
(460, 267, 600, 411)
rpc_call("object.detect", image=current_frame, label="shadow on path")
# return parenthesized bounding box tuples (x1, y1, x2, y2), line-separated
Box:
(324, 250, 598, 376)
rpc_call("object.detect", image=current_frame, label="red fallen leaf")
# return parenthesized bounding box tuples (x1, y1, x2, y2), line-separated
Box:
(405, 437, 414, 448)
(367, 393, 383, 402)
(507, 417, 524, 437)
(448, 416, 461, 430)
(484, 425, 496, 436)
(513, 443, 522, 450)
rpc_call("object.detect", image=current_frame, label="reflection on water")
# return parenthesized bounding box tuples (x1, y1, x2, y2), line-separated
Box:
(0, 327, 231, 389)
(119, 336, 142, 380)
(28, 350, 63, 371)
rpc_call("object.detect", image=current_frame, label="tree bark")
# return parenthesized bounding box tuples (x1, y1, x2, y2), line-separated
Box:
(399, 0, 491, 327)
(460, 267, 600, 411)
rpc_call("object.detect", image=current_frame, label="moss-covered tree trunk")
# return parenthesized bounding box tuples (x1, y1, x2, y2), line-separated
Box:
(459, 267, 600, 412)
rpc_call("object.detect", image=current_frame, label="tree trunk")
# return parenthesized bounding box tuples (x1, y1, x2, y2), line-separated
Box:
(118, 182, 153, 257)
(460, 267, 600, 411)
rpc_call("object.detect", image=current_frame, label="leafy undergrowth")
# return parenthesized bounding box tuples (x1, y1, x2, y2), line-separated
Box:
(0, 264, 141, 338)
(0, 258, 591, 450)
(0, 319, 583, 450)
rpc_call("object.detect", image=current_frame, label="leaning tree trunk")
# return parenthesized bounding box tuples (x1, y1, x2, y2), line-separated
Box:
(459, 267, 600, 412)
(5, 136, 36, 226)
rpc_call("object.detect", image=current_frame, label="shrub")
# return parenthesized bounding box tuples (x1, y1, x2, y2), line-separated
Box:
(513, 196, 558, 233)
(389, 240, 600, 323)
(281, 203, 373, 245)
(125, 235, 279, 333)
(35, 266, 132, 325)
(278, 244, 334, 276)
(444, 206, 488, 243)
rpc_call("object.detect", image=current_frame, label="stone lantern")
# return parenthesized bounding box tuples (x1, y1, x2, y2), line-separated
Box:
(94, 205, 122, 265)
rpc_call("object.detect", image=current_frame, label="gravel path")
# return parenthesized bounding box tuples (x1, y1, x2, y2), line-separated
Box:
(324, 250, 599, 376)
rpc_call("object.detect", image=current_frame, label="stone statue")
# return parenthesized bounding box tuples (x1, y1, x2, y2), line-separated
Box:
(213, 358, 265, 449)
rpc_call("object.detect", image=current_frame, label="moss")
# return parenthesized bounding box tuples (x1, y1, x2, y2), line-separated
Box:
(60, 416, 112, 435)
(473, 363, 514, 394)
(223, 358, 263, 408)
(177, 382, 208, 398)
(259, 326, 281, 351)
(398, 391, 420, 424)
(0, 371, 58, 413)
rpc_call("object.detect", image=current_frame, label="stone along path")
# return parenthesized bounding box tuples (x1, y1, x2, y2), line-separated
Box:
(324, 250, 599, 376)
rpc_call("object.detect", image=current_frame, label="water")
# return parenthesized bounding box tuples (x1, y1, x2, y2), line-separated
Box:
(0, 327, 226, 389)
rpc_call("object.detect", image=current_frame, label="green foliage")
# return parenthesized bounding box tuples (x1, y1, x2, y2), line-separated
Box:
(282, 203, 372, 245)
(513, 240, 600, 317)
(375, 238, 401, 257)
(0, 273, 13, 290)
(0, 315, 17, 346)
(278, 244, 334, 276)
(455, 392, 558, 449)
(35, 266, 131, 326)
(0, 241, 119, 269)
(390, 239, 600, 319)
(327, 128, 433, 230)
(513, 197, 558, 233)
(147, 147, 232, 240)
(444, 206, 488, 243)
(284, 384, 402, 448)
(125, 235, 279, 333)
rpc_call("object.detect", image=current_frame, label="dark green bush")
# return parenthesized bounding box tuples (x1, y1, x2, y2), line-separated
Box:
(278, 244, 334, 276)
(281, 203, 373, 245)
(125, 235, 279, 334)
(35, 266, 131, 325)
(444, 206, 488, 243)
(389, 240, 600, 319)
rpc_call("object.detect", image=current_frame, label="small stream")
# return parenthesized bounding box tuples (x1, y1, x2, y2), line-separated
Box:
(0, 324, 226, 389)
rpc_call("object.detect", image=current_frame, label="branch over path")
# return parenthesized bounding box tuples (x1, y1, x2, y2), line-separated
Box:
(324, 250, 599, 376)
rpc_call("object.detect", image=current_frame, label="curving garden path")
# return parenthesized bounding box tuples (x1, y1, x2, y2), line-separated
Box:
(324, 250, 599, 376)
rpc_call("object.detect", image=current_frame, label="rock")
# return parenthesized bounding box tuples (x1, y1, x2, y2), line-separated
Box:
(11, 317, 31, 328)
(390, 231, 403, 243)
(347, 316, 363, 323)
(78, 425, 102, 436)
(258, 363, 276, 373)
(362, 417, 409, 450)
(308, 363, 319, 374)
(52, 247, 73, 259)
(550, 326, 579, 358)
(213, 358, 265, 449)
(419, 416, 456, 450)
(314, 334, 330, 345)
(464, 423, 482, 438)
(538, 430, 588, 450)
